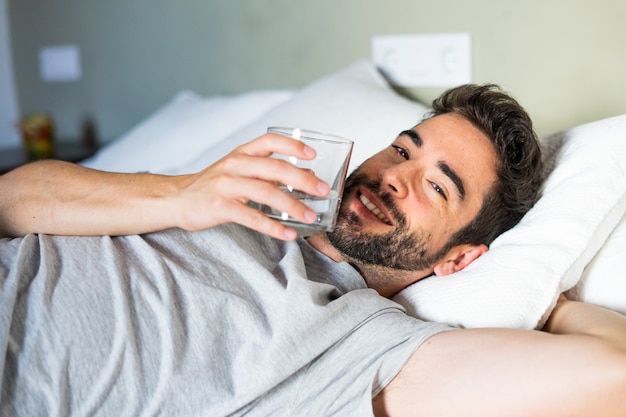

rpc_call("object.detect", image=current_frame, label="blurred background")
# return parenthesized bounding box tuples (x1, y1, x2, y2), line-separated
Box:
(2, 0, 625, 149)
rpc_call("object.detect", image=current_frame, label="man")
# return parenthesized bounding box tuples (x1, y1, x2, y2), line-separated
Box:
(1, 85, 625, 416)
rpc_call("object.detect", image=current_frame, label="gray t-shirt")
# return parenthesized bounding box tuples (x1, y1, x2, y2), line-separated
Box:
(1, 224, 452, 416)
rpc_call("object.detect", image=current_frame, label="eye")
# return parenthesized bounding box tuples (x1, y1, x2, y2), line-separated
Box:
(392, 145, 409, 160)
(430, 181, 448, 200)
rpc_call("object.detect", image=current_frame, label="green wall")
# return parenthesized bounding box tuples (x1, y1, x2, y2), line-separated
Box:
(8, 0, 626, 143)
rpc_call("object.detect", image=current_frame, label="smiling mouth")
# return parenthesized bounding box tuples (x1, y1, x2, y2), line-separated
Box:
(359, 193, 392, 225)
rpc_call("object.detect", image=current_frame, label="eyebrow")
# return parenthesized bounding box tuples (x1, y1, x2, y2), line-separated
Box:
(439, 162, 466, 200)
(400, 129, 422, 146)
(400, 129, 466, 200)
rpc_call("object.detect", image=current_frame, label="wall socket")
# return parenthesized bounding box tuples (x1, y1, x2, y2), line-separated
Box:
(372, 33, 472, 88)
(39, 45, 82, 82)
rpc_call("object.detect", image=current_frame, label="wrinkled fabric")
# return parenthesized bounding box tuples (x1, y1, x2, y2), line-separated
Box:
(1, 224, 451, 416)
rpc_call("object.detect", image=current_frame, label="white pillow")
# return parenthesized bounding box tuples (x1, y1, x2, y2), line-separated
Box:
(567, 211, 626, 314)
(81, 89, 294, 173)
(170, 61, 430, 175)
(394, 114, 626, 329)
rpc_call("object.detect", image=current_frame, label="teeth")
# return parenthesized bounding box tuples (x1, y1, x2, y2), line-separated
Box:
(359, 194, 391, 224)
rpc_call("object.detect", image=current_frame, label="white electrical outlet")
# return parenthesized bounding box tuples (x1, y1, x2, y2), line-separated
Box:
(372, 33, 472, 88)
(39, 45, 82, 82)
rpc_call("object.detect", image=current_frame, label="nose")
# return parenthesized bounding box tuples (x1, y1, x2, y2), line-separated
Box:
(379, 163, 412, 199)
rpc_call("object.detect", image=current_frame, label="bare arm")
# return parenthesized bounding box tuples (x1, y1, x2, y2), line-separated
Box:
(543, 295, 626, 348)
(0, 133, 330, 239)
(374, 297, 626, 417)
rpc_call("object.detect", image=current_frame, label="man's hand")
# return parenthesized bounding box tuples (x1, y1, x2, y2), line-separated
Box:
(173, 132, 331, 240)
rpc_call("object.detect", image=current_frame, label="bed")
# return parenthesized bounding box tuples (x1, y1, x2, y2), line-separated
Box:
(81, 60, 626, 330)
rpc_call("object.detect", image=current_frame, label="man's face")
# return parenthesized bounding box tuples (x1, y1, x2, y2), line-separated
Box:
(328, 113, 498, 274)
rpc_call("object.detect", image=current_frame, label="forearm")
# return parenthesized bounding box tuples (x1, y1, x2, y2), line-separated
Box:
(0, 160, 185, 237)
(1, 135, 331, 240)
(543, 297, 626, 351)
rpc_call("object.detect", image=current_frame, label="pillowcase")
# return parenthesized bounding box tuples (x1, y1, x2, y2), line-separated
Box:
(394, 114, 626, 329)
(567, 211, 626, 314)
(81, 89, 295, 173)
(169, 61, 430, 175)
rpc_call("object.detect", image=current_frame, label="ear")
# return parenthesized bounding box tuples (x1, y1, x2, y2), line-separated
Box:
(432, 244, 488, 277)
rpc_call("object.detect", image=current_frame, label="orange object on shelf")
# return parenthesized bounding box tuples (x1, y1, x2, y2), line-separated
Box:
(17, 113, 55, 160)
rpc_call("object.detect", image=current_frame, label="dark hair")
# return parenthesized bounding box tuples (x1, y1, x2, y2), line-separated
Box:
(427, 84, 543, 248)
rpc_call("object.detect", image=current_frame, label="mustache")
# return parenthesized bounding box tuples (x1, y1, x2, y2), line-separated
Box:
(344, 172, 407, 228)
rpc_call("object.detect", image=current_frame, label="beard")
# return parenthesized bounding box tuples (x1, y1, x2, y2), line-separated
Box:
(328, 171, 453, 271)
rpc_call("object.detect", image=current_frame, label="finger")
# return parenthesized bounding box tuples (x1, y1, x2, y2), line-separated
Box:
(186, 172, 320, 228)
(226, 176, 320, 226)
(178, 184, 301, 241)
(215, 153, 330, 198)
(237, 134, 317, 160)
(236, 204, 299, 241)
(203, 198, 300, 240)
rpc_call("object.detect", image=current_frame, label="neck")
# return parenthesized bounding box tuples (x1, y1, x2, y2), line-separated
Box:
(306, 232, 344, 263)
(306, 233, 433, 298)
